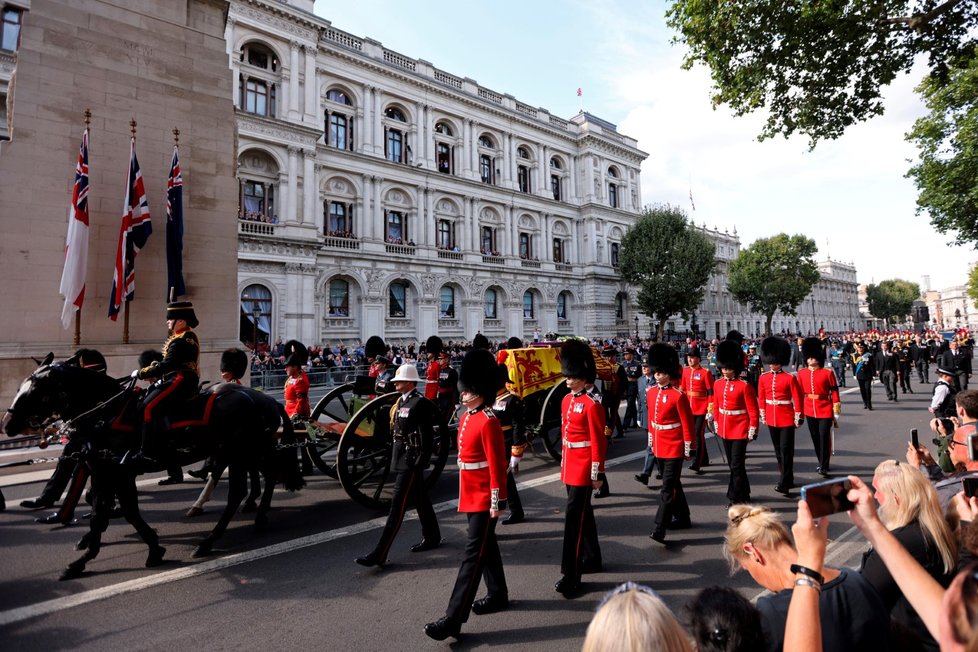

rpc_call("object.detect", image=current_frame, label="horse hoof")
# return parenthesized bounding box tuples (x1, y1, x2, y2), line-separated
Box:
(185, 506, 205, 518)
(192, 544, 212, 558)
(75, 535, 90, 551)
(59, 566, 84, 581)
(241, 501, 258, 513)
(146, 545, 166, 567)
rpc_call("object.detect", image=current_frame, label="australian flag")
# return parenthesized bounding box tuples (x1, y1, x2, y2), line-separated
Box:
(108, 137, 152, 320)
(165, 145, 185, 299)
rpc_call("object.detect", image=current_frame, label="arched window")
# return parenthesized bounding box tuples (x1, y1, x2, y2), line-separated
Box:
(435, 122, 453, 136)
(326, 89, 351, 105)
(484, 288, 498, 319)
(240, 284, 272, 351)
(523, 291, 535, 319)
(517, 146, 530, 159)
(384, 106, 408, 163)
(239, 43, 279, 117)
(557, 292, 569, 320)
(478, 134, 495, 148)
(389, 281, 408, 318)
(241, 43, 278, 71)
(324, 89, 355, 150)
(439, 286, 455, 318)
(550, 157, 562, 169)
(608, 166, 620, 208)
(328, 279, 349, 316)
(385, 107, 406, 121)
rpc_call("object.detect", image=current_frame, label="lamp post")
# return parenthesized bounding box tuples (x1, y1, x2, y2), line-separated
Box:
(634, 315, 639, 340)
(252, 302, 262, 353)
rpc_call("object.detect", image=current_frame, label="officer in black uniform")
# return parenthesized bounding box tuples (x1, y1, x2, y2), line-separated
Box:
(355, 363, 441, 568)
(745, 344, 762, 389)
(896, 339, 914, 394)
(911, 335, 930, 384)
(621, 348, 641, 429)
(492, 363, 526, 524)
(373, 356, 396, 394)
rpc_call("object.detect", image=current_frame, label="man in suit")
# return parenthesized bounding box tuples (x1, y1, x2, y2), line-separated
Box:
(876, 340, 901, 401)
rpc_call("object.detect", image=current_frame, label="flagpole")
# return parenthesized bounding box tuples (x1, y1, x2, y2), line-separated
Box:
(72, 108, 92, 346)
(122, 117, 136, 345)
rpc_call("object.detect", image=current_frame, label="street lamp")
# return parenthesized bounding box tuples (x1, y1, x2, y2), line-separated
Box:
(634, 315, 639, 340)
(252, 302, 262, 353)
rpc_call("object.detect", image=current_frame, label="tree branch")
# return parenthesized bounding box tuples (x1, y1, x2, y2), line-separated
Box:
(883, 0, 968, 33)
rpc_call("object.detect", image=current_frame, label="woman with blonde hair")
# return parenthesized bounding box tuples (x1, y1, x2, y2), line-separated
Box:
(861, 459, 958, 651)
(724, 503, 889, 651)
(581, 582, 693, 652)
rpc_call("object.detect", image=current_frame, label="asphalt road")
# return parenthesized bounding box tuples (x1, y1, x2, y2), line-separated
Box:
(0, 375, 946, 651)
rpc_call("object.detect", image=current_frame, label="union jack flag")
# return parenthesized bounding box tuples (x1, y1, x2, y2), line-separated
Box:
(108, 137, 152, 320)
(59, 127, 90, 329)
(165, 145, 185, 299)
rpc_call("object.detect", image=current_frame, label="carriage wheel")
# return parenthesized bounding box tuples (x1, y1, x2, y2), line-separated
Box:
(337, 394, 451, 510)
(536, 381, 569, 462)
(305, 383, 355, 478)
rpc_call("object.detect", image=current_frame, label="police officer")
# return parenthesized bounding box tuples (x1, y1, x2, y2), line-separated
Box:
(492, 364, 526, 525)
(355, 363, 441, 568)
(621, 348, 642, 429)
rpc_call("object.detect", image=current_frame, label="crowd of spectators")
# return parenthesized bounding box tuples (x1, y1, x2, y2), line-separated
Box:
(325, 229, 356, 239)
(238, 210, 277, 224)
(385, 236, 416, 247)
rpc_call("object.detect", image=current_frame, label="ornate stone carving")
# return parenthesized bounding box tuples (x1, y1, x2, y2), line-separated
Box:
(364, 268, 385, 294)
(421, 274, 436, 295)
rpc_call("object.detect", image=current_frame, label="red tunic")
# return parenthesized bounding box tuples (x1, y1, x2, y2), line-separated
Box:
(757, 370, 802, 427)
(796, 367, 841, 418)
(560, 390, 607, 487)
(681, 365, 714, 416)
(646, 384, 695, 458)
(424, 360, 441, 401)
(714, 377, 759, 440)
(456, 406, 508, 512)
(284, 370, 310, 418)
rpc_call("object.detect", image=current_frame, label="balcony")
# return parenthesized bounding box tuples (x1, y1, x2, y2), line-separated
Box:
(323, 236, 361, 250)
(482, 255, 505, 265)
(520, 259, 541, 269)
(555, 263, 573, 272)
(386, 243, 416, 256)
(239, 220, 276, 236)
(437, 250, 463, 261)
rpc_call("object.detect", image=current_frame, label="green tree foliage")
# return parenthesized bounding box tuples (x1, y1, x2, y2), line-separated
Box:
(727, 234, 820, 336)
(618, 204, 715, 339)
(866, 279, 921, 324)
(968, 265, 978, 303)
(906, 53, 978, 244)
(666, 0, 978, 146)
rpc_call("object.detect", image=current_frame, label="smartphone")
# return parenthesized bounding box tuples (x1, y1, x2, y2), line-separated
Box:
(963, 477, 978, 498)
(911, 428, 919, 449)
(801, 478, 855, 518)
(970, 433, 978, 463)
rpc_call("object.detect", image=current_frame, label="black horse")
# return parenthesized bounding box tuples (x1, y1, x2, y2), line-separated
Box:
(1, 353, 303, 579)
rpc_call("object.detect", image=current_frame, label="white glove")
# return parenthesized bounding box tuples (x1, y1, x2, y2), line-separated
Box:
(794, 413, 803, 428)
(759, 411, 766, 426)
(705, 411, 714, 422)
(684, 441, 692, 458)
(130, 369, 140, 379)
(509, 455, 521, 475)
(748, 427, 757, 441)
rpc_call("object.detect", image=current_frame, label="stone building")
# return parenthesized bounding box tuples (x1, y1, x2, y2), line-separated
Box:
(228, 0, 647, 347)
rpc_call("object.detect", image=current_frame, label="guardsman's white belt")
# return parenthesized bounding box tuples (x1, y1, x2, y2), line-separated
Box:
(765, 400, 792, 405)
(457, 460, 489, 470)
(650, 422, 681, 430)
(719, 408, 747, 415)
(563, 439, 591, 448)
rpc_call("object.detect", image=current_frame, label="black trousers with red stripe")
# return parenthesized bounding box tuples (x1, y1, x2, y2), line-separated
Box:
(371, 466, 440, 561)
(445, 511, 506, 623)
(561, 484, 601, 581)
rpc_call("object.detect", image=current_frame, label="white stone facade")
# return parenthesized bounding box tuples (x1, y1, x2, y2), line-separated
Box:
(228, 0, 647, 347)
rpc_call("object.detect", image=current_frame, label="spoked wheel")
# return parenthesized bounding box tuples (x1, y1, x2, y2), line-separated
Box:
(306, 383, 356, 478)
(337, 395, 451, 510)
(535, 381, 569, 462)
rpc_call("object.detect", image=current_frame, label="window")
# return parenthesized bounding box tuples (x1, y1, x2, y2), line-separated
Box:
(240, 284, 272, 350)
(479, 154, 493, 184)
(615, 293, 625, 320)
(325, 201, 353, 235)
(326, 89, 352, 105)
(1, 7, 21, 52)
(435, 122, 453, 136)
(478, 135, 495, 148)
(329, 279, 349, 316)
(551, 175, 561, 201)
(611, 243, 620, 268)
(242, 43, 278, 71)
(389, 282, 407, 318)
(240, 180, 275, 219)
(437, 219, 454, 249)
(329, 113, 348, 150)
(550, 157, 562, 170)
(439, 286, 455, 318)
(386, 211, 405, 243)
(523, 291, 534, 319)
(609, 183, 619, 208)
(244, 79, 270, 116)
(385, 107, 406, 122)
(436, 142, 452, 174)
(553, 238, 565, 263)
(484, 289, 498, 319)
(481, 227, 495, 255)
(517, 165, 530, 193)
(519, 232, 532, 259)
(386, 128, 404, 163)
(557, 292, 568, 320)
(517, 146, 530, 160)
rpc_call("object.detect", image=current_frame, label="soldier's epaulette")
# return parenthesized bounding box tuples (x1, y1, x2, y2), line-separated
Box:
(483, 406, 497, 418)
(582, 392, 600, 404)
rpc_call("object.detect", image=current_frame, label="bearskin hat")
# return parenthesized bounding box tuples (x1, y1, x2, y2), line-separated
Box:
(801, 337, 826, 366)
(284, 340, 308, 368)
(472, 333, 490, 350)
(760, 337, 791, 366)
(74, 348, 108, 372)
(365, 335, 386, 359)
(560, 339, 593, 381)
(458, 349, 501, 401)
(137, 349, 163, 369)
(220, 348, 248, 379)
(686, 347, 702, 359)
(506, 336, 523, 350)
(646, 343, 680, 378)
(716, 340, 744, 374)
(725, 329, 745, 345)
(425, 335, 444, 356)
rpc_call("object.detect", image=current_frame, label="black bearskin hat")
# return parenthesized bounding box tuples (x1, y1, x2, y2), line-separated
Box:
(725, 329, 745, 346)
(426, 335, 444, 356)
(74, 348, 108, 372)
(560, 339, 593, 381)
(220, 348, 248, 380)
(472, 333, 490, 350)
(365, 335, 386, 359)
(801, 337, 825, 366)
(458, 349, 501, 401)
(137, 349, 163, 369)
(284, 340, 308, 368)
(506, 336, 523, 350)
(646, 343, 680, 378)
(716, 340, 744, 374)
(760, 337, 791, 366)
(686, 347, 702, 359)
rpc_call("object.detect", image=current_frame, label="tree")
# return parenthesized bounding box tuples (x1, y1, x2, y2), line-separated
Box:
(866, 279, 921, 325)
(906, 53, 978, 244)
(967, 264, 978, 303)
(666, 1, 978, 147)
(727, 234, 820, 336)
(618, 204, 715, 340)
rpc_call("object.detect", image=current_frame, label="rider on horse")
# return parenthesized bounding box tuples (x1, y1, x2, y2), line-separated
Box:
(133, 301, 200, 465)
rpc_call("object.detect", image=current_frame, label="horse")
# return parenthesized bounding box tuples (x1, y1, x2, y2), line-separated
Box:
(1, 353, 304, 580)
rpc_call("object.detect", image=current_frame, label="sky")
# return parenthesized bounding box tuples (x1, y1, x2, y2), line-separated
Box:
(314, 0, 977, 291)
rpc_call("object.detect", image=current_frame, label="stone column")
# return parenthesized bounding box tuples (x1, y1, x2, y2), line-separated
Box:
(374, 88, 383, 156)
(537, 143, 548, 197)
(584, 155, 595, 202)
(277, 171, 288, 223)
(359, 174, 371, 240)
(286, 147, 299, 223)
(502, 133, 512, 186)
(506, 205, 515, 257)
(569, 155, 578, 201)
(360, 84, 372, 154)
(289, 41, 300, 120)
(425, 187, 435, 247)
(303, 44, 317, 122)
(302, 150, 315, 226)
(374, 175, 383, 240)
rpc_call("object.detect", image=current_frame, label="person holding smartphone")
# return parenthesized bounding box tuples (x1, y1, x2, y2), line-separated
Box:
(910, 390, 978, 510)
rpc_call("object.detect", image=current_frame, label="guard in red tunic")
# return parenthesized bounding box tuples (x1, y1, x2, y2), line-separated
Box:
(681, 347, 714, 474)
(796, 337, 841, 477)
(710, 339, 759, 505)
(646, 343, 695, 544)
(364, 335, 387, 377)
(757, 337, 803, 495)
(424, 349, 509, 641)
(424, 335, 443, 402)
(554, 339, 606, 598)
(283, 340, 310, 420)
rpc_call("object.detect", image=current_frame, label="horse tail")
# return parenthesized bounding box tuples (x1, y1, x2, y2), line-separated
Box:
(276, 403, 305, 492)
